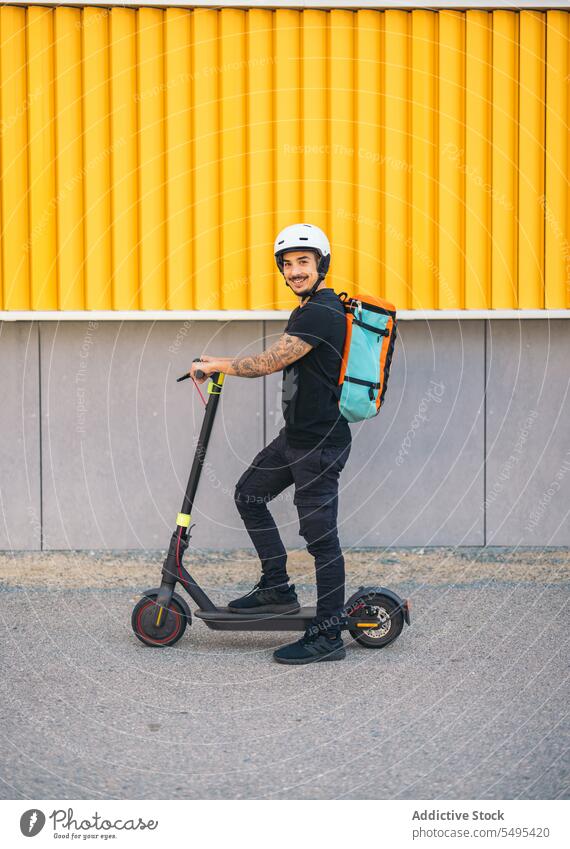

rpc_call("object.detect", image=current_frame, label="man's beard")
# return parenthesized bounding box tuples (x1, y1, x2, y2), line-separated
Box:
(287, 279, 316, 298)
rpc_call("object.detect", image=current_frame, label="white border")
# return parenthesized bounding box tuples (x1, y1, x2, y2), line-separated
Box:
(1, 309, 569, 321)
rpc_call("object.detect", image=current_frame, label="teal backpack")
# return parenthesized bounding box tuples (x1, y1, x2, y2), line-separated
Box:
(337, 292, 398, 423)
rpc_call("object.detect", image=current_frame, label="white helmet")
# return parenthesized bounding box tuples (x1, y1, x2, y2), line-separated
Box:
(274, 223, 331, 281)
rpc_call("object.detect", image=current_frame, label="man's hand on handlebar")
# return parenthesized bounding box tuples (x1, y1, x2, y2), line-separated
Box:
(189, 356, 220, 384)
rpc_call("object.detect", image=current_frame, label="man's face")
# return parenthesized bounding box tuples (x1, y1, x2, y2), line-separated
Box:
(282, 250, 319, 297)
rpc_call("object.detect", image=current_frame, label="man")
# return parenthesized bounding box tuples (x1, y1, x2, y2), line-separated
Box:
(189, 223, 351, 664)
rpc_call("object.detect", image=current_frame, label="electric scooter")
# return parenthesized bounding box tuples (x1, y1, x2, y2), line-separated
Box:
(131, 364, 411, 650)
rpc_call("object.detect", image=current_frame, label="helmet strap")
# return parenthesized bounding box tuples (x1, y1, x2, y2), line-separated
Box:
(307, 274, 324, 299)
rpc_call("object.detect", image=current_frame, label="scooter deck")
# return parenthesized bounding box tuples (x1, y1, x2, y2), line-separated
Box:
(194, 606, 317, 632)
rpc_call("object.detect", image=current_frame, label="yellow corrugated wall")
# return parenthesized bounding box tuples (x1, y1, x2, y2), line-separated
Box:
(0, 6, 568, 311)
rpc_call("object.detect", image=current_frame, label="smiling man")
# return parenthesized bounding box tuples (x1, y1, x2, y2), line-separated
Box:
(189, 223, 351, 664)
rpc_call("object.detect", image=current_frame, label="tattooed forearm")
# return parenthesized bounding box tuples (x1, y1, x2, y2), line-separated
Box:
(229, 333, 312, 377)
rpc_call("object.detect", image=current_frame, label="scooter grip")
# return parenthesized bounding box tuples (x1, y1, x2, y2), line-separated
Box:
(176, 369, 205, 382)
(176, 358, 206, 382)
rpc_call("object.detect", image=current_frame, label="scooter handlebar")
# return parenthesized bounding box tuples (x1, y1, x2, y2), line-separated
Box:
(176, 358, 207, 383)
(177, 370, 206, 382)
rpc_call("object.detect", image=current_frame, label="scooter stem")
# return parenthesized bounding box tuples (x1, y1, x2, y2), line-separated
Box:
(178, 371, 225, 529)
(156, 370, 225, 616)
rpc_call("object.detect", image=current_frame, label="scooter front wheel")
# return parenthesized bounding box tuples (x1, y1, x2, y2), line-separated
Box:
(131, 589, 191, 648)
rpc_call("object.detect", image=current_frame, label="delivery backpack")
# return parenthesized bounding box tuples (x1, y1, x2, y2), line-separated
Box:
(336, 292, 398, 423)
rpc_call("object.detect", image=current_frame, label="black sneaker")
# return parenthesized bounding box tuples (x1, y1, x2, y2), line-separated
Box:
(228, 579, 300, 615)
(273, 625, 346, 665)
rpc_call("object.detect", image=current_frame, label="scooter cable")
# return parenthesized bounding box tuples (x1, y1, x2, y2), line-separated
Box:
(190, 375, 207, 406)
(175, 526, 188, 586)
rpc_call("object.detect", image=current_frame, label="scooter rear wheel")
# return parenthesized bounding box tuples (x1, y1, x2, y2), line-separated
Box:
(131, 590, 190, 648)
(348, 593, 404, 648)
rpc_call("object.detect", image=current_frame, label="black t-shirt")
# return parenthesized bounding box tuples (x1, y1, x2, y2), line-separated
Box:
(282, 286, 351, 448)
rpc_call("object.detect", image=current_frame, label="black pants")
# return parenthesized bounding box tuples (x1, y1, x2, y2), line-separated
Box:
(234, 428, 351, 625)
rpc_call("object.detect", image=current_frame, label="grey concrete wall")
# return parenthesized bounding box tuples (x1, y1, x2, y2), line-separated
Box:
(486, 320, 570, 546)
(0, 319, 568, 550)
(0, 322, 41, 550)
(39, 321, 264, 550)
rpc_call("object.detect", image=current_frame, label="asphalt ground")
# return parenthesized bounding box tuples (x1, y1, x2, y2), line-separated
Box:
(0, 547, 568, 801)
